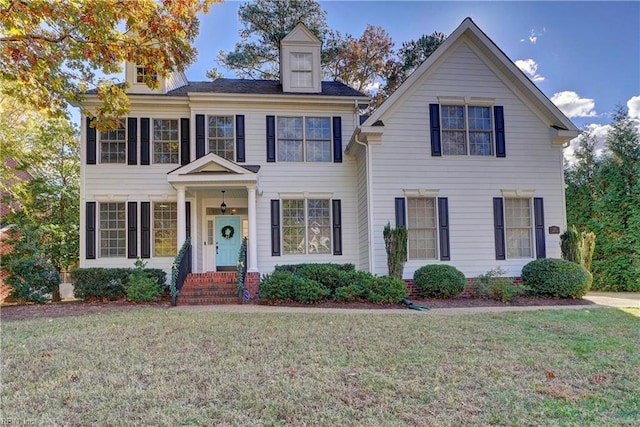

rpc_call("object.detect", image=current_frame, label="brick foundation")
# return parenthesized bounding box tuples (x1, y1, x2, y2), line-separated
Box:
(244, 272, 260, 301)
(404, 277, 522, 298)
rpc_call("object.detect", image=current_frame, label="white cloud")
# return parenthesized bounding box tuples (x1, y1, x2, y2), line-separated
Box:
(520, 27, 546, 44)
(514, 59, 545, 82)
(627, 95, 640, 119)
(551, 91, 597, 118)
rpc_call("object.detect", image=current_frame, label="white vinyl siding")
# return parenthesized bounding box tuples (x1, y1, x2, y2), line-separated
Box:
(99, 119, 126, 164)
(208, 115, 234, 161)
(154, 202, 177, 257)
(99, 202, 125, 257)
(407, 198, 438, 260)
(505, 198, 533, 258)
(153, 119, 179, 164)
(441, 105, 493, 156)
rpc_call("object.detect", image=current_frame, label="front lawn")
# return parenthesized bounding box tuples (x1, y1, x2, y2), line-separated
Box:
(2, 308, 639, 425)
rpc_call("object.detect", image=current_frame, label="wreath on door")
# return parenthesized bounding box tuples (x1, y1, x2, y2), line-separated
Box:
(221, 225, 235, 239)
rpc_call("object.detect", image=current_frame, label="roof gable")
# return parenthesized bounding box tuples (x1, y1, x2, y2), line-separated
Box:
(168, 153, 257, 177)
(281, 23, 321, 44)
(363, 17, 577, 132)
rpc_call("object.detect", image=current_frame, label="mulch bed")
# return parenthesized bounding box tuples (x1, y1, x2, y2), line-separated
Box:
(1, 295, 592, 322)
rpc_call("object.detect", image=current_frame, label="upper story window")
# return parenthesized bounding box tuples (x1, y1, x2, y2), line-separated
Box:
(136, 66, 157, 84)
(208, 116, 234, 161)
(99, 119, 126, 163)
(441, 105, 493, 156)
(153, 119, 179, 164)
(290, 53, 313, 88)
(505, 198, 532, 258)
(277, 116, 331, 162)
(407, 197, 438, 260)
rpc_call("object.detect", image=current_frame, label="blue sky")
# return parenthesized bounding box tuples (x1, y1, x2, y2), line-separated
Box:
(188, 1, 640, 156)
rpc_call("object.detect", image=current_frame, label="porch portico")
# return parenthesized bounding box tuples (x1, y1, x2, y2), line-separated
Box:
(167, 153, 259, 273)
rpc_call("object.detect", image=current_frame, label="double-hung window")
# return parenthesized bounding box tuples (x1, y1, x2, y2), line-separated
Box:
(290, 53, 313, 88)
(99, 202, 125, 257)
(136, 66, 157, 84)
(153, 202, 177, 257)
(153, 119, 179, 164)
(504, 198, 532, 258)
(277, 117, 331, 162)
(441, 105, 493, 156)
(282, 199, 331, 254)
(99, 119, 126, 163)
(407, 198, 438, 260)
(208, 116, 234, 161)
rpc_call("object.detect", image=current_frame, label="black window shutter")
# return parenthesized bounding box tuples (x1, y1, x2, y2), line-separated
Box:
(86, 116, 96, 165)
(127, 117, 137, 165)
(494, 106, 506, 157)
(438, 197, 450, 261)
(270, 200, 280, 256)
(266, 116, 276, 162)
(185, 201, 191, 239)
(493, 197, 506, 260)
(86, 202, 96, 259)
(141, 202, 151, 258)
(140, 118, 150, 165)
(196, 114, 206, 158)
(332, 199, 342, 255)
(332, 116, 343, 163)
(534, 197, 546, 258)
(395, 197, 406, 228)
(429, 104, 441, 157)
(127, 202, 137, 258)
(180, 118, 190, 165)
(236, 115, 246, 162)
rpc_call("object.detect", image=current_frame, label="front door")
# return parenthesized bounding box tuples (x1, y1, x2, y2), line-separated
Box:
(215, 216, 241, 269)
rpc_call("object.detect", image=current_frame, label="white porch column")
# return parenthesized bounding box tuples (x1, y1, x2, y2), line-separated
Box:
(176, 186, 186, 249)
(247, 185, 258, 272)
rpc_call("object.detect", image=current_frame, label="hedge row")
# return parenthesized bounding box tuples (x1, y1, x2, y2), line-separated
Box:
(70, 268, 166, 300)
(262, 263, 408, 304)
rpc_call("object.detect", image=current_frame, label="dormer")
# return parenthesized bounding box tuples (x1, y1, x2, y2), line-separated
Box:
(124, 61, 188, 94)
(280, 23, 322, 93)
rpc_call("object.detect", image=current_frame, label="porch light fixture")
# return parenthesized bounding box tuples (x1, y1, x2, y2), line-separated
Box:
(220, 190, 227, 214)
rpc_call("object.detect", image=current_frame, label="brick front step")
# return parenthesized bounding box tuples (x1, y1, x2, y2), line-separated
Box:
(181, 283, 238, 293)
(179, 289, 239, 298)
(177, 296, 239, 306)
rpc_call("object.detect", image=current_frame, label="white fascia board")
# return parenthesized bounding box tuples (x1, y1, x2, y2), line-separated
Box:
(187, 92, 369, 106)
(550, 128, 580, 145)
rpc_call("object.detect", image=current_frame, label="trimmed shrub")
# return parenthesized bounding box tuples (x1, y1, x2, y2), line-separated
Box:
(475, 267, 525, 302)
(71, 267, 166, 300)
(413, 265, 466, 298)
(522, 258, 592, 298)
(292, 276, 331, 303)
(125, 260, 165, 302)
(334, 271, 376, 301)
(287, 263, 351, 291)
(5, 257, 60, 303)
(259, 271, 295, 301)
(366, 276, 409, 303)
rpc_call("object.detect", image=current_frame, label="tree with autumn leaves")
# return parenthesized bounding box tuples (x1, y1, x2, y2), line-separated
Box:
(1, 0, 216, 129)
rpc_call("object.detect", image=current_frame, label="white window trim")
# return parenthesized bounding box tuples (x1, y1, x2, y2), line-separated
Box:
(406, 196, 439, 261)
(206, 115, 235, 161)
(503, 197, 534, 259)
(438, 98, 495, 156)
(281, 198, 332, 255)
(290, 52, 314, 88)
(275, 116, 332, 163)
(152, 118, 180, 165)
(98, 201, 126, 258)
(152, 201, 178, 258)
(98, 119, 127, 164)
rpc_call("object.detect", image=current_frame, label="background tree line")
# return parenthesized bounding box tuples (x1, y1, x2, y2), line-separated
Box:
(564, 105, 640, 291)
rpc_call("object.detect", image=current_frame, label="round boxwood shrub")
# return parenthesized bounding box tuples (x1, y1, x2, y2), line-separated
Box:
(413, 265, 466, 298)
(291, 276, 330, 303)
(366, 276, 409, 303)
(522, 258, 592, 298)
(259, 271, 295, 301)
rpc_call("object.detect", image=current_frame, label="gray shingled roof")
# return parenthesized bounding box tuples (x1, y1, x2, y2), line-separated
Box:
(166, 79, 367, 97)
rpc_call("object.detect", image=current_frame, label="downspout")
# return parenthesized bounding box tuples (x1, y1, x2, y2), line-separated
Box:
(354, 129, 376, 274)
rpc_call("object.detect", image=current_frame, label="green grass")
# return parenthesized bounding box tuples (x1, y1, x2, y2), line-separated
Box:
(2, 308, 639, 426)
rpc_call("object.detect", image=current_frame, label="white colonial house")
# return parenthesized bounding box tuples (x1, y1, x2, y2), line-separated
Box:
(78, 19, 578, 303)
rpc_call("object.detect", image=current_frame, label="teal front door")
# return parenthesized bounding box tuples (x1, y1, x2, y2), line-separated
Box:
(215, 216, 241, 268)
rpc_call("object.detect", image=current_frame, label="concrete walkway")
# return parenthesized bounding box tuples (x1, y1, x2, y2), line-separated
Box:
(175, 292, 639, 315)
